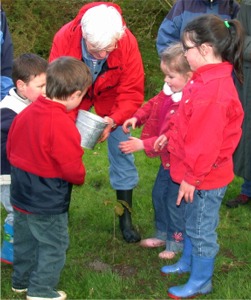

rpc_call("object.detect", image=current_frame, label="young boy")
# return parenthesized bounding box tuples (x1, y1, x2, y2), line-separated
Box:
(119, 43, 192, 259)
(7, 56, 92, 300)
(0, 53, 48, 264)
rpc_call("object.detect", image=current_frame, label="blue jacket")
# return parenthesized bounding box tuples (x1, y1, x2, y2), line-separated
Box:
(156, 0, 240, 55)
(1, 6, 14, 100)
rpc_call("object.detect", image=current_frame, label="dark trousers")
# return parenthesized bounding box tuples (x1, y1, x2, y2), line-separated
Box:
(12, 210, 69, 297)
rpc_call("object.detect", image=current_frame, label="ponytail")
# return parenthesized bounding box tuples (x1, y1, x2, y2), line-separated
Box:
(223, 19, 244, 83)
(182, 15, 244, 83)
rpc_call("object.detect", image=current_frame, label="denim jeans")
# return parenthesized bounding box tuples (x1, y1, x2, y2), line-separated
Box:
(0, 184, 14, 225)
(185, 186, 227, 258)
(241, 179, 251, 197)
(108, 126, 139, 190)
(152, 165, 185, 252)
(12, 210, 69, 298)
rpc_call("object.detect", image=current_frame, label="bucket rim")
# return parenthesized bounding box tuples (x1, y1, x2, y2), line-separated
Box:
(78, 110, 108, 124)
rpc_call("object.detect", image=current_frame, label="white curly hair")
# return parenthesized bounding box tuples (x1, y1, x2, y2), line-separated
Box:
(81, 4, 126, 50)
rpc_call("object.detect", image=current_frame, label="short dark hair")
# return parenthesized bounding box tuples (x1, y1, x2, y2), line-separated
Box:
(12, 53, 48, 86)
(46, 56, 92, 100)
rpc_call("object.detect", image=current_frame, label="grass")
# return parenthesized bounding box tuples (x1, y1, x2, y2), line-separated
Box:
(1, 132, 251, 299)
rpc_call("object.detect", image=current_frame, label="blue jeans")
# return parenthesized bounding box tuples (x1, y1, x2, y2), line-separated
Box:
(108, 126, 138, 190)
(0, 184, 14, 225)
(185, 186, 227, 258)
(241, 179, 251, 197)
(12, 210, 69, 298)
(152, 165, 185, 252)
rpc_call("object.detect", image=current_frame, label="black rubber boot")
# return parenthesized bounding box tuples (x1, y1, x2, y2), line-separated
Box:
(116, 190, 141, 243)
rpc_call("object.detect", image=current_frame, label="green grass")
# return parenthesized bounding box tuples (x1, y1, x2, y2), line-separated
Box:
(1, 136, 251, 299)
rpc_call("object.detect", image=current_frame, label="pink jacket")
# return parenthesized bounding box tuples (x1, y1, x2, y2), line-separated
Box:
(49, 2, 144, 126)
(134, 90, 180, 169)
(168, 62, 244, 189)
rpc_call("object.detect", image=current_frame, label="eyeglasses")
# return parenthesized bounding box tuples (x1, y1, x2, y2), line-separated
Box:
(182, 44, 197, 53)
(86, 41, 118, 54)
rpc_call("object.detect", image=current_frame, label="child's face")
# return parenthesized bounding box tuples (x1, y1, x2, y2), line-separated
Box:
(182, 37, 210, 71)
(161, 62, 190, 93)
(20, 73, 46, 102)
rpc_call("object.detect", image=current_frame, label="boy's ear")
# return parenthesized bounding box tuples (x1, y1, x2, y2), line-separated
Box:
(68, 90, 82, 101)
(16, 79, 26, 91)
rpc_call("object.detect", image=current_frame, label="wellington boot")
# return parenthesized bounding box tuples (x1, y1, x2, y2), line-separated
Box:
(161, 235, 192, 276)
(117, 190, 141, 243)
(168, 256, 214, 299)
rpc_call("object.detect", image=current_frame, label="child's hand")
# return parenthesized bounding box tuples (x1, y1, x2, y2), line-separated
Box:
(154, 134, 167, 152)
(122, 117, 138, 133)
(177, 180, 195, 205)
(119, 136, 144, 154)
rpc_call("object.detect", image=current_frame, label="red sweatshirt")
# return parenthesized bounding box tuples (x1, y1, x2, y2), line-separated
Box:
(7, 95, 85, 185)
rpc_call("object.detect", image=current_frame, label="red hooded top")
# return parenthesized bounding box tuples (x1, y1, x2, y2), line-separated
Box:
(49, 2, 144, 126)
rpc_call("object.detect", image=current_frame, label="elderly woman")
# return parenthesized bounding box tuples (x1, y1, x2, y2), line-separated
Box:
(49, 2, 144, 243)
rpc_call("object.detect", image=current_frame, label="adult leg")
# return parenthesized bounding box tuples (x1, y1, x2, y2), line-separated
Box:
(108, 126, 140, 243)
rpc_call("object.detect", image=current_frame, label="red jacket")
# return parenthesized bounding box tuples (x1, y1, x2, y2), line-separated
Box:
(49, 2, 144, 126)
(7, 96, 85, 185)
(167, 62, 244, 190)
(134, 90, 180, 169)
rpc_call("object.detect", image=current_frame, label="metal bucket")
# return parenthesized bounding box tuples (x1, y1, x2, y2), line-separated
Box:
(76, 110, 107, 150)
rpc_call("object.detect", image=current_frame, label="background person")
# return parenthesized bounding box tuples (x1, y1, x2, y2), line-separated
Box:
(156, 0, 239, 56)
(1, 5, 14, 100)
(49, 2, 144, 243)
(0, 53, 48, 265)
(226, 0, 251, 208)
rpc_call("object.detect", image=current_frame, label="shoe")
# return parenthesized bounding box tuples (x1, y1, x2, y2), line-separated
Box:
(139, 238, 165, 248)
(12, 287, 28, 293)
(158, 250, 176, 260)
(226, 194, 251, 208)
(26, 291, 67, 300)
